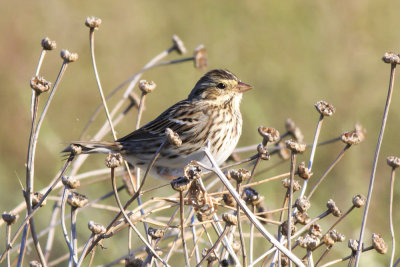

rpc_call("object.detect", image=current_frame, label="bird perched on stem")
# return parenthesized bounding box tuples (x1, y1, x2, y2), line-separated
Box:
(64, 69, 252, 179)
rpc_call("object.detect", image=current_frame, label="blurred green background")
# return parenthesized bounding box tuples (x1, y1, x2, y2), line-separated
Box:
(1, 0, 400, 266)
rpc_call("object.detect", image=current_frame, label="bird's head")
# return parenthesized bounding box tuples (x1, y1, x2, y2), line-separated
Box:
(188, 69, 252, 105)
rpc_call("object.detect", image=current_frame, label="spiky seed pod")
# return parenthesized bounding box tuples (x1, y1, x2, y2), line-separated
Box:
(314, 100, 335, 117)
(327, 199, 342, 217)
(60, 49, 78, 63)
(148, 227, 165, 240)
(41, 37, 56, 50)
(67, 192, 88, 208)
(295, 197, 311, 212)
(105, 153, 123, 168)
(30, 76, 51, 94)
(2, 212, 19, 225)
(340, 131, 362, 145)
(171, 177, 191, 192)
(194, 45, 207, 70)
(294, 211, 310, 225)
(165, 128, 182, 146)
(85, 16, 102, 29)
(184, 161, 202, 179)
(372, 233, 387, 254)
(387, 156, 400, 169)
(222, 213, 237, 226)
(62, 176, 80, 189)
(88, 221, 106, 235)
(258, 126, 280, 143)
(226, 168, 251, 183)
(382, 52, 400, 64)
(352, 194, 366, 208)
(297, 162, 313, 180)
(172, 34, 186, 54)
(138, 80, 157, 94)
(282, 178, 301, 192)
(285, 139, 306, 153)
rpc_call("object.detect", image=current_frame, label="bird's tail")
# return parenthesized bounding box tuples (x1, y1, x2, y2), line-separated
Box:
(62, 141, 123, 154)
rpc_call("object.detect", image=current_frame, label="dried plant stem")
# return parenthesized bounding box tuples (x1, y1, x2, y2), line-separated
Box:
(354, 63, 397, 267)
(249, 205, 256, 264)
(236, 184, 247, 266)
(307, 144, 350, 199)
(76, 234, 95, 267)
(314, 246, 332, 267)
(287, 152, 297, 267)
(321, 246, 373, 267)
(5, 224, 11, 267)
(389, 168, 396, 267)
(31, 49, 46, 118)
(179, 191, 191, 267)
(60, 187, 76, 266)
(44, 201, 61, 261)
(198, 225, 230, 266)
(71, 207, 79, 264)
(202, 146, 305, 267)
(327, 205, 355, 232)
(191, 215, 201, 264)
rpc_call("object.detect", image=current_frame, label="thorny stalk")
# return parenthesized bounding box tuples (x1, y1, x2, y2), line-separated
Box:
(354, 61, 397, 266)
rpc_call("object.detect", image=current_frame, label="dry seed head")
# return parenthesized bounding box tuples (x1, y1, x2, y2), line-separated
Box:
(105, 153, 123, 168)
(196, 211, 213, 222)
(309, 223, 322, 238)
(294, 211, 310, 225)
(285, 139, 306, 153)
(297, 234, 320, 250)
(30, 76, 51, 94)
(282, 178, 301, 192)
(165, 128, 182, 146)
(172, 34, 186, 54)
(323, 233, 335, 246)
(171, 176, 191, 192)
(32, 192, 46, 208)
(41, 37, 56, 50)
(85, 16, 102, 29)
(220, 259, 229, 267)
(257, 144, 270, 160)
(138, 80, 156, 94)
(327, 199, 342, 217)
(285, 118, 304, 142)
(67, 192, 88, 208)
(281, 257, 289, 267)
(382, 52, 400, 64)
(258, 126, 280, 143)
(2, 212, 19, 225)
(354, 122, 366, 142)
(297, 161, 313, 180)
(60, 49, 78, 63)
(222, 213, 237, 226)
(202, 248, 217, 262)
(223, 193, 235, 207)
(194, 44, 207, 70)
(387, 156, 400, 169)
(244, 187, 264, 206)
(348, 239, 359, 252)
(88, 221, 106, 235)
(280, 220, 296, 237)
(315, 100, 335, 117)
(61, 176, 80, 189)
(29, 261, 42, 267)
(148, 227, 165, 240)
(184, 161, 202, 179)
(125, 256, 143, 267)
(226, 168, 251, 183)
(295, 197, 311, 212)
(352, 194, 366, 208)
(340, 131, 362, 145)
(372, 233, 387, 254)
(330, 229, 345, 242)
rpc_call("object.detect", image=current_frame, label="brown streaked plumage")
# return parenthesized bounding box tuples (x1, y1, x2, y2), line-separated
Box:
(65, 69, 252, 179)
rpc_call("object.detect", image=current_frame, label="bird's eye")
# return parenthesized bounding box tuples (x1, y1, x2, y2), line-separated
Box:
(216, 83, 226, 89)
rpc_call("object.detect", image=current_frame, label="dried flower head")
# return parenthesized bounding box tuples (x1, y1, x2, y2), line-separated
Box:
(196, 212, 213, 222)
(258, 126, 280, 144)
(309, 224, 322, 238)
(315, 100, 335, 117)
(244, 188, 264, 206)
(29, 260, 42, 267)
(295, 197, 311, 212)
(194, 44, 207, 70)
(41, 37, 56, 50)
(257, 144, 270, 160)
(85, 16, 102, 29)
(226, 168, 251, 183)
(30, 76, 51, 94)
(88, 221, 106, 235)
(184, 161, 202, 179)
(329, 229, 345, 242)
(352, 194, 366, 208)
(348, 239, 359, 252)
(340, 131, 362, 145)
(171, 176, 191, 192)
(165, 128, 182, 146)
(61, 176, 80, 189)
(202, 248, 217, 262)
(281, 257, 289, 267)
(67, 192, 88, 208)
(60, 49, 78, 63)
(32, 192, 46, 208)
(125, 256, 143, 267)
(223, 193, 235, 207)
(2, 212, 19, 225)
(387, 156, 400, 169)
(148, 227, 166, 240)
(327, 199, 342, 217)
(382, 52, 400, 64)
(297, 162, 313, 180)
(280, 220, 296, 237)
(294, 211, 310, 225)
(138, 80, 157, 94)
(222, 213, 238, 226)
(372, 233, 387, 254)
(285, 139, 306, 153)
(172, 34, 186, 54)
(285, 118, 304, 142)
(220, 259, 229, 267)
(282, 178, 301, 192)
(105, 153, 123, 168)
(297, 234, 320, 250)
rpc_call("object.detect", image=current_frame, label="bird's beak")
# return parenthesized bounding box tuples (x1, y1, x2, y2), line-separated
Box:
(236, 81, 253, 93)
